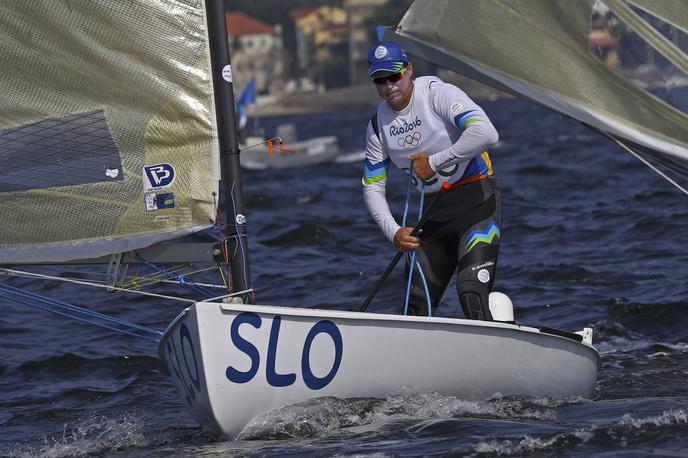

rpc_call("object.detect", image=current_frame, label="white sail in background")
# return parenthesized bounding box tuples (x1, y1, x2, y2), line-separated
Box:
(391, 0, 688, 167)
(0, 0, 219, 263)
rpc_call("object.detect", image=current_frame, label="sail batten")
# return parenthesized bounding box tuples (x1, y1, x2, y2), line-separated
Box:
(0, 0, 219, 263)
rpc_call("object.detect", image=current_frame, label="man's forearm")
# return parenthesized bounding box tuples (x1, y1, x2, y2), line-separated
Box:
(363, 183, 400, 242)
(429, 123, 499, 172)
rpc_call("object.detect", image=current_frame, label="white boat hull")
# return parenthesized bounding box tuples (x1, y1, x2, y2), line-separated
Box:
(159, 302, 600, 438)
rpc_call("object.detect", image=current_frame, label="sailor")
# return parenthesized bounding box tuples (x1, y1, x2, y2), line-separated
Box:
(362, 41, 501, 320)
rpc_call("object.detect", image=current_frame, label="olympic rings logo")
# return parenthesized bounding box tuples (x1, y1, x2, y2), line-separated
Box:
(397, 131, 421, 148)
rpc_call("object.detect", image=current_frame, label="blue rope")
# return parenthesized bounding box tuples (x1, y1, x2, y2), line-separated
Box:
(416, 260, 432, 316)
(417, 185, 432, 317)
(402, 162, 433, 316)
(0, 282, 162, 342)
(402, 164, 415, 315)
(402, 251, 416, 316)
(135, 256, 214, 298)
(402, 169, 413, 227)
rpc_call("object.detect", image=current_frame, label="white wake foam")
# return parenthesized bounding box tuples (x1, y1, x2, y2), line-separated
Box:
(236, 391, 568, 440)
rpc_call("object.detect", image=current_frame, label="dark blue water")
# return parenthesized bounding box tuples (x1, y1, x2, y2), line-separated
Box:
(2, 98, 688, 456)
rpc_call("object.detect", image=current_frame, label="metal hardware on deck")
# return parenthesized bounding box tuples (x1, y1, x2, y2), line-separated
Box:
(575, 327, 594, 345)
(537, 326, 584, 343)
(106, 253, 127, 290)
(212, 244, 223, 262)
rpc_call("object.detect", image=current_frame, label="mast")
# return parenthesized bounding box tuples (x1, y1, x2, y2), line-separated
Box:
(205, 0, 253, 303)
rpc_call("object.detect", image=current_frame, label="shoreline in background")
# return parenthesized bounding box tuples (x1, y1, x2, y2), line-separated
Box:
(249, 74, 510, 116)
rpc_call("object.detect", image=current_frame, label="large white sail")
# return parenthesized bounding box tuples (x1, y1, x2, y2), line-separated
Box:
(391, 0, 688, 167)
(0, 0, 219, 263)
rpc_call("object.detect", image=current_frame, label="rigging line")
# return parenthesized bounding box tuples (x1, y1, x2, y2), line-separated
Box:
(171, 265, 217, 277)
(402, 172, 413, 226)
(29, 267, 111, 279)
(627, 144, 688, 178)
(49, 264, 191, 291)
(416, 260, 432, 317)
(0, 291, 160, 342)
(121, 267, 197, 290)
(0, 283, 163, 338)
(39, 276, 226, 291)
(124, 263, 190, 282)
(0, 282, 163, 335)
(217, 265, 228, 288)
(232, 234, 240, 258)
(120, 263, 191, 287)
(134, 256, 215, 298)
(403, 251, 416, 316)
(0, 268, 197, 303)
(34, 264, 218, 289)
(102, 255, 219, 290)
(402, 162, 433, 315)
(402, 161, 415, 316)
(213, 191, 236, 290)
(241, 136, 283, 151)
(416, 184, 432, 317)
(610, 136, 688, 197)
(157, 279, 226, 289)
(220, 241, 232, 290)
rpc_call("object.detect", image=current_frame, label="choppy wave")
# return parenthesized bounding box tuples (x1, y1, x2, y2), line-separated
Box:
(470, 409, 688, 456)
(260, 222, 337, 247)
(5, 415, 147, 458)
(236, 392, 582, 440)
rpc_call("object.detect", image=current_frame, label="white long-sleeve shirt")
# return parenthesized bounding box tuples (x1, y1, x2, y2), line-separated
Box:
(362, 76, 499, 242)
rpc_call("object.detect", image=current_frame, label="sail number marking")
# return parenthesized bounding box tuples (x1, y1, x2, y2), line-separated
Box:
(226, 312, 343, 390)
(166, 323, 202, 406)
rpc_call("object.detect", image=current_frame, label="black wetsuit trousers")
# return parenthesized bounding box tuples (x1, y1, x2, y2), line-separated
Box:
(405, 177, 501, 320)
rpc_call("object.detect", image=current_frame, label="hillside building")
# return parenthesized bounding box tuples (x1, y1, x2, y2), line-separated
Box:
(225, 12, 285, 95)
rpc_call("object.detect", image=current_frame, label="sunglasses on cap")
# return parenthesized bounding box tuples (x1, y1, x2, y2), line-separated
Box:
(372, 67, 407, 85)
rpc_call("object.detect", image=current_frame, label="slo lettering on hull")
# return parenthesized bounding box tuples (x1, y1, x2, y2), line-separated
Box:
(226, 312, 343, 389)
(166, 323, 202, 406)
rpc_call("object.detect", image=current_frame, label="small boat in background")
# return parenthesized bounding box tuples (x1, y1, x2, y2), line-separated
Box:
(240, 123, 340, 170)
(236, 78, 340, 170)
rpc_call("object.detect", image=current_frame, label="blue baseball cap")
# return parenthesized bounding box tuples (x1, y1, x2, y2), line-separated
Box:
(368, 41, 408, 77)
